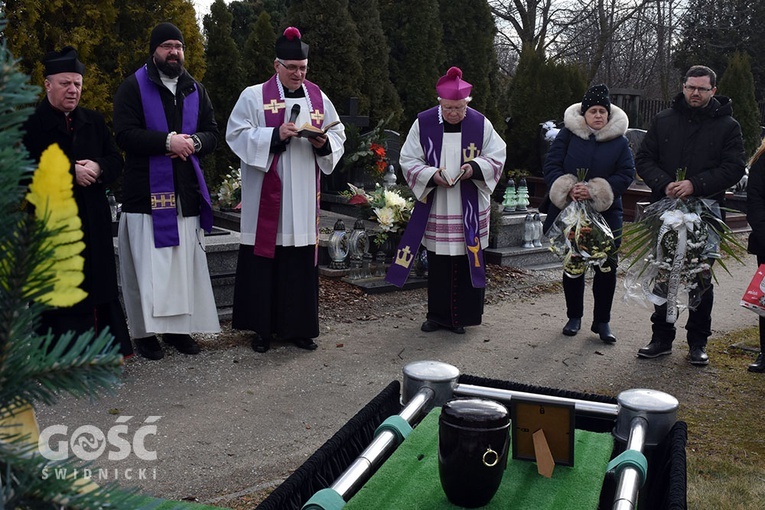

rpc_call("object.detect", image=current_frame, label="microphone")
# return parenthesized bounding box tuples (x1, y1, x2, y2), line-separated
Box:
(289, 104, 301, 124)
(285, 104, 301, 144)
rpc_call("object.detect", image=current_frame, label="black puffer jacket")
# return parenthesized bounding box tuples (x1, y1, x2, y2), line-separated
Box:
(113, 58, 218, 215)
(635, 92, 745, 205)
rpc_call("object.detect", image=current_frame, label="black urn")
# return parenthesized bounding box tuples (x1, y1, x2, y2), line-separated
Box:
(438, 398, 510, 508)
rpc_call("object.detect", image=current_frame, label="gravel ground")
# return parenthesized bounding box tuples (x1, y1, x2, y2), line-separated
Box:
(33, 257, 760, 507)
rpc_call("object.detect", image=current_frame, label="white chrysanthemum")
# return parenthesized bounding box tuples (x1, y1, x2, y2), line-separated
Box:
(384, 189, 407, 209)
(374, 207, 396, 231)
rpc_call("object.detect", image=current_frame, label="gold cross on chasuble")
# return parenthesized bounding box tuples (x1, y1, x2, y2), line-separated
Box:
(151, 192, 176, 210)
(310, 109, 324, 123)
(264, 99, 286, 114)
(463, 142, 481, 162)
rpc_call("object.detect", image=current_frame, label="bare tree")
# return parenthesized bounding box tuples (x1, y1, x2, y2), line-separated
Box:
(490, 0, 684, 92)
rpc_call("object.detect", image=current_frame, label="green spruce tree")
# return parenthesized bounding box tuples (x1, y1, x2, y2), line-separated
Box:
(507, 47, 587, 172)
(718, 51, 761, 157)
(284, 0, 364, 115)
(242, 11, 277, 86)
(203, 0, 246, 186)
(380, 0, 445, 129)
(0, 26, 146, 510)
(438, 0, 501, 126)
(348, 0, 402, 130)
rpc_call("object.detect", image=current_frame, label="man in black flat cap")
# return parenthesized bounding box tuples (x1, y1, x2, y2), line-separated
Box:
(22, 46, 133, 357)
(113, 22, 220, 360)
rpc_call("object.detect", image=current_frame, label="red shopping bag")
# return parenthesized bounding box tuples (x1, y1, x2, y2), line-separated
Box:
(741, 264, 765, 317)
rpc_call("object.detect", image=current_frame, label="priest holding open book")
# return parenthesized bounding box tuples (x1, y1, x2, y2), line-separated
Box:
(395, 67, 506, 334)
(226, 27, 345, 353)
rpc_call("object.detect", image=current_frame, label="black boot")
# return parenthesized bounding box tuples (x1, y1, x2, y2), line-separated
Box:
(562, 318, 581, 336)
(591, 322, 616, 344)
(748, 353, 765, 373)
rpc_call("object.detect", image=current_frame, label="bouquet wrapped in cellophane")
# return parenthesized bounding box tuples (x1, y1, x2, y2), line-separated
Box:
(547, 199, 616, 278)
(622, 195, 744, 323)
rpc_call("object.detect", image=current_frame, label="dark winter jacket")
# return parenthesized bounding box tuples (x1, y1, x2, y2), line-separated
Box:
(113, 58, 218, 215)
(747, 155, 765, 257)
(542, 103, 635, 241)
(635, 92, 745, 205)
(22, 97, 123, 309)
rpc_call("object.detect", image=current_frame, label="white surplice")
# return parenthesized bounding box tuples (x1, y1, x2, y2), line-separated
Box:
(225, 83, 345, 247)
(400, 114, 506, 256)
(118, 213, 221, 338)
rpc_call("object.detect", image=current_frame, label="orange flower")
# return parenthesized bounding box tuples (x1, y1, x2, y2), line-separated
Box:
(370, 143, 386, 158)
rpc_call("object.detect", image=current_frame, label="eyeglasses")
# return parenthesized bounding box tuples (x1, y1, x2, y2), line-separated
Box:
(683, 85, 713, 93)
(158, 43, 185, 51)
(277, 60, 308, 73)
(441, 105, 466, 113)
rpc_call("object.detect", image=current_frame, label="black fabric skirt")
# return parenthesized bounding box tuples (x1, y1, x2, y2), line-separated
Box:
(39, 298, 133, 356)
(426, 251, 485, 328)
(232, 244, 319, 339)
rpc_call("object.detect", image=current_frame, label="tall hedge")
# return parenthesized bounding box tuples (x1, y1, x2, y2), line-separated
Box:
(718, 51, 761, 157)
(507, 47, 587, 173)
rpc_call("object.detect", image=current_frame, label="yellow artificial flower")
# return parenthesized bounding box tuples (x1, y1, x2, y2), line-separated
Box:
(25, 144, 86, 307)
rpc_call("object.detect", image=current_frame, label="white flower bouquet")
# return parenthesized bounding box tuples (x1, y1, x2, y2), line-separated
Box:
(622, 194, 744, 323)
(346, 183, 414, 246)
(547, 199, 616, 278)
(215, 167, 242, 210)
(546, 168, 617, 278)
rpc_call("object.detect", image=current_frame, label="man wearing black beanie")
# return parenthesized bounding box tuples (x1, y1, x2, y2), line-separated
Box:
(113, 23, 221, 360)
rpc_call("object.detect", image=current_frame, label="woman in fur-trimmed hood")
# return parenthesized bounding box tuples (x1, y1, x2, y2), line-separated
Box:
(542, 83, 635, 344)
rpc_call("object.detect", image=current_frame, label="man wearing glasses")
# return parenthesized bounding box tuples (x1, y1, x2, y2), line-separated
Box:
(393, 67, 506, 335)
(226, 27, 345, 353)
(635, 65, 745, 366)
(113, 22, 220, 360)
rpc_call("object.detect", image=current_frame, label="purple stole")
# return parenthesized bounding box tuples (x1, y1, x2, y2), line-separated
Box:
(136, 65, 213, 248)
(385, 106, 486, 288)
(256, 75, 324, 261)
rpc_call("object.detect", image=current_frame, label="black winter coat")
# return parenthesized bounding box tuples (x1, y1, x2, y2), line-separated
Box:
(747, 156, 765, 258)
(635, 93, 745, 205)
(543, 104, 635, 240)
(113, 59, 218, 215)
(22, 97, 123, 309)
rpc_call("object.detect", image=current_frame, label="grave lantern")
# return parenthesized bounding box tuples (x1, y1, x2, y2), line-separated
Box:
(328, 219, 349, 269)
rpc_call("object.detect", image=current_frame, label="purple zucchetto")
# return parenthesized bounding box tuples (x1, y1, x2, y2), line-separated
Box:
(436, 67, 472, 100)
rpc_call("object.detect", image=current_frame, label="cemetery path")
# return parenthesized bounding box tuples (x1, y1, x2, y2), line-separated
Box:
(34, 257, 761, 506)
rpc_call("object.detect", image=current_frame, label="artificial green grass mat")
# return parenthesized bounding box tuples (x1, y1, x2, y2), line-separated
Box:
(346, 408, 614, 509)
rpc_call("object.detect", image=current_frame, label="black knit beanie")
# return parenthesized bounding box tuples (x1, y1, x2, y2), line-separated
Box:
(581, 84, 611, 114)
(150, 22, 184, 55)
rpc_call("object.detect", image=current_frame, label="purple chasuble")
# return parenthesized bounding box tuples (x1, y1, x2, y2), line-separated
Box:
(136, 66, 213, 248)
(385, 106, 486, 288)
(256, 75, 324, 261)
